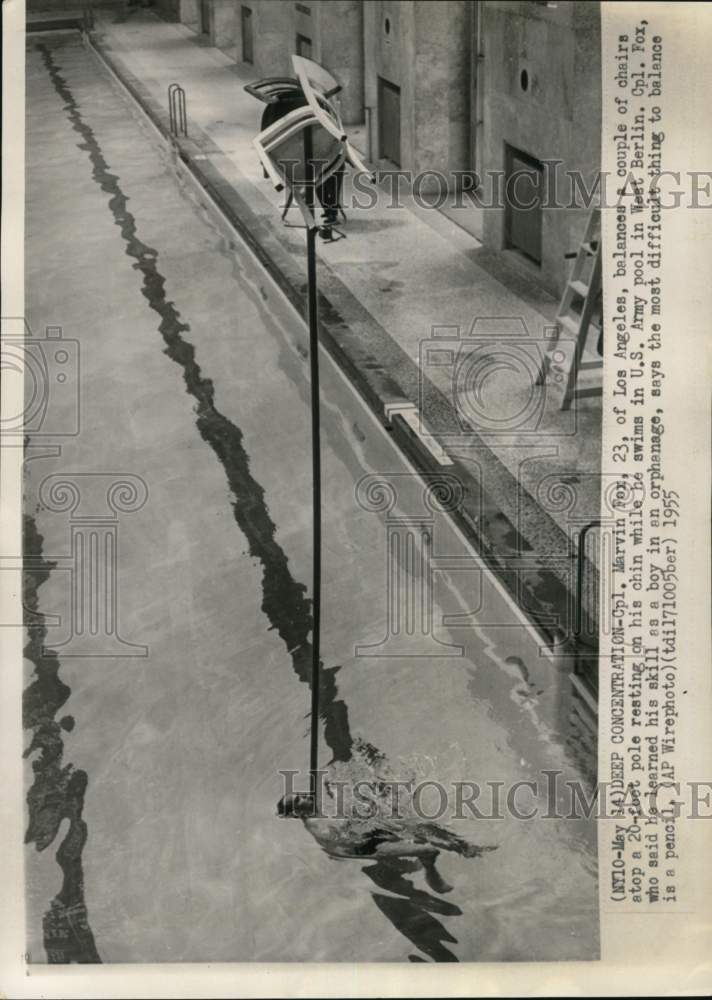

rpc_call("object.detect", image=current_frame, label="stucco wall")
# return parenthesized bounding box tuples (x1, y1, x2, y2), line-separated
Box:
(210, 0, 236, 51)
(27, 0, 119, 9)
(317, 1, 364, 125)
(179, 0, 200, 32)
(176, 0, 601, 297)
(480, 0, 601, 296)
(155, 0, 181, 21)
(231, 1, 363, 125)
(363, 0, 469, 187)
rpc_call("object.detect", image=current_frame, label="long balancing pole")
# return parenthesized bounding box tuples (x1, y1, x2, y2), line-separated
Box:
(303, 127, 321, 812)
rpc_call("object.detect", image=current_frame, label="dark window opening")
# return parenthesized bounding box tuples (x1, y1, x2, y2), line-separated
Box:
(296, 33, 312, 59)
(378, 77, 401, 166)
(241, 6, 254, 64)
(504, 145, 543, 265)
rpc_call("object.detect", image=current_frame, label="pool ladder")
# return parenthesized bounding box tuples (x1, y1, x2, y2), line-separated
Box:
(570, 520, 601, 735)
(168, 83, 187, 139)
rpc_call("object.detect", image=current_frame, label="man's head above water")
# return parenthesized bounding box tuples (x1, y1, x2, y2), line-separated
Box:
(277, 792, 316, 818)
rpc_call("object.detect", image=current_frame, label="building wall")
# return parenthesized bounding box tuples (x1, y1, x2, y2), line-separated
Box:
(155, 0, 181, 21)
(363, 0, 469, 185)
(181, 0, 601, 297)
(317, 1, 364, 125)
(479, 0, 601, 296)
(234, 1, 289, 75)
(179, 0, 201, 32)
(178, 0, 233, 50)
(27, 0, 119, 9)
(210, 0, 237, 51)
(231, 1, 364, 125)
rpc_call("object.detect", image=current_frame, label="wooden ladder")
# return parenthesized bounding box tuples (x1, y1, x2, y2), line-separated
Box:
(538, 208, 603, 411)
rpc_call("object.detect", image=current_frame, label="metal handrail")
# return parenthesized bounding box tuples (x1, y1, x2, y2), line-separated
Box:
(574, 519, 601, 648)
(168, 83, 187, 138)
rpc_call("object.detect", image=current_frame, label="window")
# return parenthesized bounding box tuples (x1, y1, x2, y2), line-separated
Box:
(295, 33, 312, 59)
(378, 77, 401, 166)
(241, 6, 254, 64)
(504, 145, 543, 265)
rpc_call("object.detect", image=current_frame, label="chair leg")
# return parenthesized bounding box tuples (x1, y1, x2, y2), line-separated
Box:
(281, 190, 294, 221)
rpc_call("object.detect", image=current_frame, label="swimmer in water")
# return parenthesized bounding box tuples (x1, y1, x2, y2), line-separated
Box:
(278, 793, 496, 894)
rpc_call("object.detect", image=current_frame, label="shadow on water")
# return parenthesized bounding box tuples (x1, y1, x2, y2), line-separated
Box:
(363, 858, 462, 962)
(23, 516, 101, 963)
(37, 40, 356, 760)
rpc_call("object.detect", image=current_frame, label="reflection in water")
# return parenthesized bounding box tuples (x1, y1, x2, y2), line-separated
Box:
(365, 858, 462, 962)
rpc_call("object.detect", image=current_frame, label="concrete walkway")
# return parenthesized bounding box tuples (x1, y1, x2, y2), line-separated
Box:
(78, 9, 602, 655)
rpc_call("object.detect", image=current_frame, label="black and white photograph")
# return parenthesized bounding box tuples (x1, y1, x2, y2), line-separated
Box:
(14, 0, 607, 968)
(14, 0, 712, 980)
